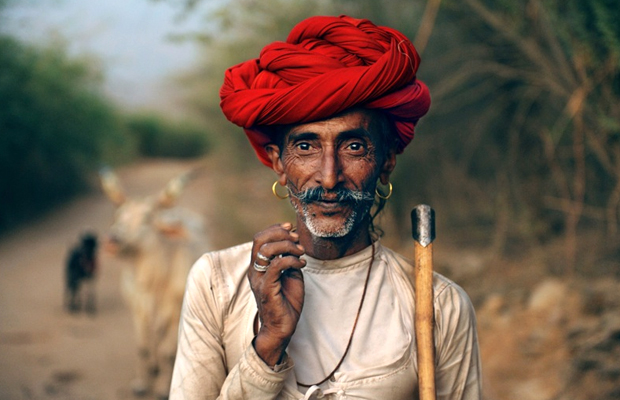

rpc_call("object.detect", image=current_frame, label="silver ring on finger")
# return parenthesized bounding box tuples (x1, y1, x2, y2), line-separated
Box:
(256, 252, 271, 263)
(253, 261, 269, 272)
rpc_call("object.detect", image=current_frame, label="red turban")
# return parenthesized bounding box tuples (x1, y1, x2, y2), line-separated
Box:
(220, 15, 431, 167)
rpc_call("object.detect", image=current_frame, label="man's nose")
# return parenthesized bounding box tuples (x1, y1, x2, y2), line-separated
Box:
(317, 148, 342, 190)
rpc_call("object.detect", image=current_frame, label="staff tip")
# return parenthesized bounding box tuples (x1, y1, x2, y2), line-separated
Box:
(411, 204, 435, 247)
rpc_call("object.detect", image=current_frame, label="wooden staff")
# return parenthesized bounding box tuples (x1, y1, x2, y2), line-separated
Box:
(412, 205, 436, 400)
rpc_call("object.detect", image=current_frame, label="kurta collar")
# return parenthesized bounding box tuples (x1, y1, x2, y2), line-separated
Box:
(302, 241, 381, 272)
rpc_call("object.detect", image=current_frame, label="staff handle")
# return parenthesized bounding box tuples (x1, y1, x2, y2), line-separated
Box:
(412, 205, 437, 400)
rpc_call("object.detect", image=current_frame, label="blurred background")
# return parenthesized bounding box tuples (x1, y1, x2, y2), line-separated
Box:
(0, 0, 618, 399)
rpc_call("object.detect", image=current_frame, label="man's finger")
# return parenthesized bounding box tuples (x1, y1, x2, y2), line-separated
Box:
(258, 241, 305, 260)
(253, 223, 297, 245)
(263, 255, 306, 279)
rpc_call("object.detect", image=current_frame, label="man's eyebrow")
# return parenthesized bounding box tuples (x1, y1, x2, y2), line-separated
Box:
(339, 127, 372, 140)
(286, 131, 319, 142)
(287, 128, 372, 143)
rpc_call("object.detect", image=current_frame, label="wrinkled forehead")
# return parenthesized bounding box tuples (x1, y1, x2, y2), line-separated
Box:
(274, 108, 394, 148)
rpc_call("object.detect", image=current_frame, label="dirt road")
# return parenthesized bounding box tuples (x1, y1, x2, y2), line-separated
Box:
(0, 159, 213, 400)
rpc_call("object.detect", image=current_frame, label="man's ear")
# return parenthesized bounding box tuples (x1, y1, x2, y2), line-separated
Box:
(265, 144, 287, 185)
(380, 150, 397, 185)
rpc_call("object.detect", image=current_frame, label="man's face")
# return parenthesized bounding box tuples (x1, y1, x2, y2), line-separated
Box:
(272, 109, 393, 238)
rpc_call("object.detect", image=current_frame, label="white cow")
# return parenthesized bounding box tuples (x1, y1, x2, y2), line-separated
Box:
(100, 167, 207, 399)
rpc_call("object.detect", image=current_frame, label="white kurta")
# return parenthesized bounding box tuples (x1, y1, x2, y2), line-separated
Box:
(170, 241, 482, 400)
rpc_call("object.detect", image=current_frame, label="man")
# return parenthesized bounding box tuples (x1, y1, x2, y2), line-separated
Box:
(171, 15, 481, 400)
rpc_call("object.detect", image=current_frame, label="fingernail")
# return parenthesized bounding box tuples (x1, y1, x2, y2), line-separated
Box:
(282, 222, 292, 230)
(297, 244, 304, 252)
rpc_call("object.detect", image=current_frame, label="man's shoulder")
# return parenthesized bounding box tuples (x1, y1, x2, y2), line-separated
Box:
(188, 241, 253, 285)
(379, 244, 473, 307)
(202, 241, 253, 264)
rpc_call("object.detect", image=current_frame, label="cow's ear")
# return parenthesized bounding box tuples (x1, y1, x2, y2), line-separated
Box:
(99, 167, 126, 206)
(157, 169, 197, 208)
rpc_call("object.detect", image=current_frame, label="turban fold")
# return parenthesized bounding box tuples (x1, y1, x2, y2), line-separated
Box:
(220, 15, 431, 167)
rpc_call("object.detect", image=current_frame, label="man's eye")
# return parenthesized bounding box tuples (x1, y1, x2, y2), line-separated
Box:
(347, 142, 365, 152)
(297, 142, 311, 151)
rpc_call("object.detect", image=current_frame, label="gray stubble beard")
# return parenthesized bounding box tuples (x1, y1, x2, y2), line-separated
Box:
(292, 196, 374, 239)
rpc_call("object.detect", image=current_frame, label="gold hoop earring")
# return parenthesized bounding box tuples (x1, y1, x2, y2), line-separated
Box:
(272, 181, 289, 200)
(375, 182, 393, 200)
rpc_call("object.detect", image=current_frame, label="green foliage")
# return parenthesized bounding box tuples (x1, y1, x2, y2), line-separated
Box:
(125, 112, 210, 159)
(556, 0, 620, 65)
(0, 35, 129, 232)
(420, 0, 620, 244)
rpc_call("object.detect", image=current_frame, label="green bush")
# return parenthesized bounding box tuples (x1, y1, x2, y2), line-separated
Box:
(125, 113, 210, 159)
(0, 35, 129, 232)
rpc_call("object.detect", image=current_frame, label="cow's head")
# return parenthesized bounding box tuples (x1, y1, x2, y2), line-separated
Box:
(99, 167, 197, 257)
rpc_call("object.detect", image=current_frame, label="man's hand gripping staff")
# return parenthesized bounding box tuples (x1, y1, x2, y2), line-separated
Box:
(248, 222, 306, 367)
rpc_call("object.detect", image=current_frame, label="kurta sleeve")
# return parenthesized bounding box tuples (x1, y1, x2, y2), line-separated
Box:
(169, 254, 293, 400)
(433, 281, 482, 400)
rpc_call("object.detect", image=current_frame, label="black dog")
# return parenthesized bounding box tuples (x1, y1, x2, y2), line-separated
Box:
(65, 232, 98, 314)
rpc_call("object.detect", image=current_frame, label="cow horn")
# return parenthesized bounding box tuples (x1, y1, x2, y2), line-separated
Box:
(99, 166, 126, 206)
(158, 167, 201, 208)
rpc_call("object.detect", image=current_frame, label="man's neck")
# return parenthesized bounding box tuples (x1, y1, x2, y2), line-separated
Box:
(296, 218, 372, 260)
